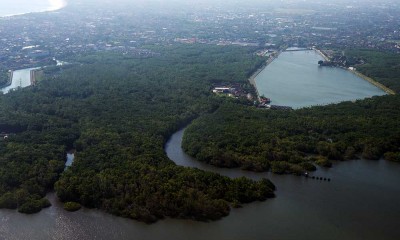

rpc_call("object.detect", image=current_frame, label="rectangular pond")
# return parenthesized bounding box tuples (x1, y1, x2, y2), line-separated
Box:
(255, 50, 387, 108)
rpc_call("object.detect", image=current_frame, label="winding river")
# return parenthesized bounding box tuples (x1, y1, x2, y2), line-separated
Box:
(1, 128, 400, 240)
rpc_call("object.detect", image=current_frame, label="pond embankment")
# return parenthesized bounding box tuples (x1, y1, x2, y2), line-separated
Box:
(314, 48, 395, 95)
(349, 69, 396, 95)
(253, 49, 387, 108)
(248, 50, 283, 100)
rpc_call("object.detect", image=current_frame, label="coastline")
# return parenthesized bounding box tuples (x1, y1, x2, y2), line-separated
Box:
(0, 0, 67, 18)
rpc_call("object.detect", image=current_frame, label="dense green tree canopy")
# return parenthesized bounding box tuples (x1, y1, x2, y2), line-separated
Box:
(183, 95, 400, 173)
(345, 49, 400, 93)
(183, 49, 400, 173)
(0, 68, 9, 87)
(0, 44, 274, 221)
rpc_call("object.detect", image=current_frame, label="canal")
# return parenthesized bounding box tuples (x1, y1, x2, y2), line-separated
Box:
(0, 68, 39, 94)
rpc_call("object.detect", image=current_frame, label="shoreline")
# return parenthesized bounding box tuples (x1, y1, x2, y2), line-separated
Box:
(0, 71, 13, 89)
(248, 47, 395, 107)
(0, 0, 67, 18)
(349, 70, 396, 95)
(313, 48, 330, 61)
(1, 67, 40, 94)
(248, 50, 282, 100)
(313, 48, 396, 95)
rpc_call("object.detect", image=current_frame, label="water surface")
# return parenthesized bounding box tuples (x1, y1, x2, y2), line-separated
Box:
(1, 128, 399, 240)
(1, 68, 38, 94)
(255, 50, 386, 108)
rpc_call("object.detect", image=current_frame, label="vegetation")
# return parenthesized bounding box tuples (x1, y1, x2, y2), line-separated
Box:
(384, 152, 400, 162)
(0, 68, 9, 87)
(63, 202, 81, 212)
(18, 198, 51, 214)
(183, 94, 400, 173)
(0, 44, 274, 222)
(0, 189, 51, 214)
(2, 43, 398, 221)
(345, 49, 400, 93)
(183, 49, 400, 172)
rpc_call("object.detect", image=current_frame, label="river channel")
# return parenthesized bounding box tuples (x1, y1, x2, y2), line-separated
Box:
(0, 51, 398, 239)
(255, 50, 387, 108)
(1, 128, 400, 240)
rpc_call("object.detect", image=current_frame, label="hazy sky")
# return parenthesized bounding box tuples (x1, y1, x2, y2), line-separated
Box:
(72, 0, 398, 8)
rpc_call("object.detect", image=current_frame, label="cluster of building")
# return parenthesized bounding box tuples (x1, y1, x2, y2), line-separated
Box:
(0, 1, 399, 71)
(318, 49, 365, 68)
(212, 84, 294, 110)
(212, 83, 254, 100)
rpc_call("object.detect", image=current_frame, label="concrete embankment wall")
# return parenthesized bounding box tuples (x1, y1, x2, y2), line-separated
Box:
(30, 70, 35, 85)
(248, 65, 263, 99)
(248, 50, 283, 100)
(314, 48, 395, 95)
(314, 48, 330, 61)
(350, 70, 396, 95)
